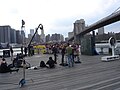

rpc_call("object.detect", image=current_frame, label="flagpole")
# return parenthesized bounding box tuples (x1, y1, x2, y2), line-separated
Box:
(19, 19, 26, 87)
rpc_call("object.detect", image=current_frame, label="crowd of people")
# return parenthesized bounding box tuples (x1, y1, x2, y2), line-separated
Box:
(0, 46, 28, 73)
(0, 43, 81, 73)
(40, 43, 81, 68)
(0, 58, 19, 73)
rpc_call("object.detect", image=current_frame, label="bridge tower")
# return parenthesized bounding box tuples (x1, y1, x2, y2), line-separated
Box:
(73, 19, 85, 44)
(80, 31, 96, 55)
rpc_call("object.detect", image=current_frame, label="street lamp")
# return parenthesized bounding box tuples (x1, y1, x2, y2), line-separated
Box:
(28, 24, 43, 56)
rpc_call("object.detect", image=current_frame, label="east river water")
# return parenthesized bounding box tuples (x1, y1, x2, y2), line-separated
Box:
(0, 43, 120, 56)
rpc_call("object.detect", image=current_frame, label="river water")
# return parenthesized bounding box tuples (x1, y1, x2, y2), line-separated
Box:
(0, 48, 21, 56)
(96, 42, 120, 55)
(0, 43, 120, 56)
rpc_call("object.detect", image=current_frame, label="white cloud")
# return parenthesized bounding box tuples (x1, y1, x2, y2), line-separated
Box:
(0, 0, 120, 37)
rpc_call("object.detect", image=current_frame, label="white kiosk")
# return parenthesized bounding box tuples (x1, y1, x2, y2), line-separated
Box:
(101, 37, 119, 61)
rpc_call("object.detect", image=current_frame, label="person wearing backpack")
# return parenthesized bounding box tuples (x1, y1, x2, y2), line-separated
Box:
(40, 61, 46, 68)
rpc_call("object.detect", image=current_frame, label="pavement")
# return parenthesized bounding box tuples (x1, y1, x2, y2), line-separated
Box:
(0, 54, 120, 90)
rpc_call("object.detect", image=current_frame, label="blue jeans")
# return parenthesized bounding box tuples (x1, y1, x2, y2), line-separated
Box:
(67, 54, 74, 67)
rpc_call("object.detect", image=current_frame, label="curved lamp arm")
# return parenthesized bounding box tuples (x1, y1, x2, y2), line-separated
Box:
(28, 24, 43, 47)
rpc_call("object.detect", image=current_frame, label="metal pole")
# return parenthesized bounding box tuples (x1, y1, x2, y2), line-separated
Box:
(28, 24, 43, 56)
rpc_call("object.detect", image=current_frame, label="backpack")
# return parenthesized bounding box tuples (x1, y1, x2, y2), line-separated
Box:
(40, 61, 46, 67)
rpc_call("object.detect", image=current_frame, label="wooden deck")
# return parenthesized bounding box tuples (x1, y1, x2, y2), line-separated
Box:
(0, 54, 120, 90)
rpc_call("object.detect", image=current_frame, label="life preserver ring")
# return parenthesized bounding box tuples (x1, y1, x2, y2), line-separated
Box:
(109, 37, 117, 48)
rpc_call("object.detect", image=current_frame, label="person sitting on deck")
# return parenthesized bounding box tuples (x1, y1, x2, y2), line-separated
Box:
(46, 57, 55, 68)
(0, 58, 19, 73)
(40, 61, 47, 68)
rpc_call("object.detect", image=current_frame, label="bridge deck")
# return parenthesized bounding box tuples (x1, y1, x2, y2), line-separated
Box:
(69, 10, 120, 41)
(0, 54, 120, 90)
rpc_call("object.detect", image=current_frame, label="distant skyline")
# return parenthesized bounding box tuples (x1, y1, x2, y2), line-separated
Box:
(0, 0, 120, 37)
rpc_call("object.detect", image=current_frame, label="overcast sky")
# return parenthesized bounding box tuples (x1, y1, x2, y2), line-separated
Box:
(0, 0, 120, 37)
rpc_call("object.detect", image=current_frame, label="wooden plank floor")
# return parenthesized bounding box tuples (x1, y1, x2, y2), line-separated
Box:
(0, 54, 120, 90)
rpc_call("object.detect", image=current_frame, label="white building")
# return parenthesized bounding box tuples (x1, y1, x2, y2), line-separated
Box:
(30, 29, 34, 36)
(60, 34, 64, 41)
(40, 29, 45, 42)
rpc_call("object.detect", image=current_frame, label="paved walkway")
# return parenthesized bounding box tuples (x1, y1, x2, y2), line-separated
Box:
(0, 54, 120, 90)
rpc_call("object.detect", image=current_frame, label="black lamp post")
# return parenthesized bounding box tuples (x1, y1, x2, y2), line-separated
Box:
(28, 24, 43, 56)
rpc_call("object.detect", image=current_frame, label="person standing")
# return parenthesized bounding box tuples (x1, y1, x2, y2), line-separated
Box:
(75, 46, 81, 63)
(24, 47, 27, 56)
(10, 46, 13, 61)
(61, 46, 66, 65)
(21, 46, 23, 55)
(66, 44, 74, 67)
(52, 45, 58, 64)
